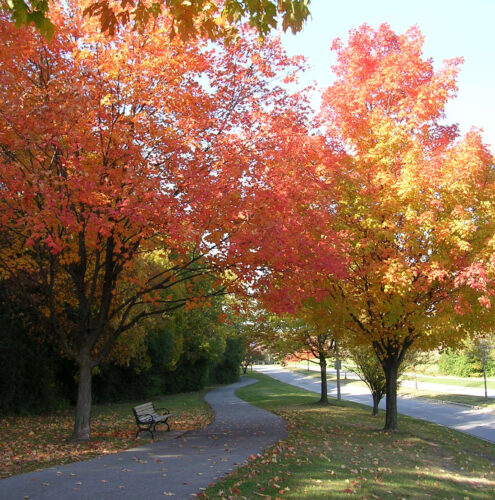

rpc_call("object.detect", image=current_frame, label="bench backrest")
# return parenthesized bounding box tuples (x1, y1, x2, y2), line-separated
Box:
(133, 402, 156, 418)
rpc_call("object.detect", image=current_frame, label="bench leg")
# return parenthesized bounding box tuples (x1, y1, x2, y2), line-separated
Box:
(155, 419, 170, 433)
(136, 425, 154, 439)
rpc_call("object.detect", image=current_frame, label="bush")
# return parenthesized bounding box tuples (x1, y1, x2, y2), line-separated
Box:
(0, 308, 74, 414)
(438, 350, 472, 377)
(438, 347, 495, 377)
(209, 337, 242, 384)
(1, 277, 245, 413)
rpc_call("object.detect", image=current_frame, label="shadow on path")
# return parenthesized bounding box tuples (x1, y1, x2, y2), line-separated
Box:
(0, 378, 286, 500)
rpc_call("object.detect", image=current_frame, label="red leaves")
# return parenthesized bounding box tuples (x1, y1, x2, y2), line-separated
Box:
(0, 2, 325, 440)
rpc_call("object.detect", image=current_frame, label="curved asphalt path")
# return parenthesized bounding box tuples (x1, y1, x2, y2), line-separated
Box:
(255, 365, 495, 444)
(0, 378, 286, 500)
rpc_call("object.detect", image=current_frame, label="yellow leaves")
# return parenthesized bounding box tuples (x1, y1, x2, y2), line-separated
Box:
(382, 259, 415, 296)
(99, 94, 115, 106)
(213, 15, 226, 28)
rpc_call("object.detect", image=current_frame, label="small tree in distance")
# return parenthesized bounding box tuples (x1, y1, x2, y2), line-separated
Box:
(248, 313, 337, 404)
(348, 345, 415, 416)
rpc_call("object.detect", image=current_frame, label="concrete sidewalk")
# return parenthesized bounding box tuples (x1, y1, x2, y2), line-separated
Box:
(0, 378, 286, 500)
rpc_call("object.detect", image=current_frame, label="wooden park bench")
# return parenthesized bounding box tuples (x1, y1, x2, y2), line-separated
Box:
(132, 402, 172, 439)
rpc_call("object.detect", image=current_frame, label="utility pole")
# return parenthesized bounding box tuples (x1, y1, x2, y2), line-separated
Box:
(335, 340, 341, 401)
(481, 343, 488, 400)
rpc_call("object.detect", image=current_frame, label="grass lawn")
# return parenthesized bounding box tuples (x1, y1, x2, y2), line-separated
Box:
(0, 390, 213, 479)
(202, 373, 495, 499)
(399, 388, 495, 411)
(402, 375, 495, 390)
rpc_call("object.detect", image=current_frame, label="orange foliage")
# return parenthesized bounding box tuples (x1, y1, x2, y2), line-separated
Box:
(0, 1, 331, 439)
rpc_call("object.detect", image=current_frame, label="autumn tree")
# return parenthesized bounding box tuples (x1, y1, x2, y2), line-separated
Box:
(247, 311, 336, 403)
(319, 24, 495, 430)
(0, 2, 314, 440)
(264, 24, 495, 431)
(3, 0, 311, 39)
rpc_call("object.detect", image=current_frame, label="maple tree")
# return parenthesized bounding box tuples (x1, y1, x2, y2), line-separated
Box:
(247, 310, 338, 403)
(0, 1, 315, 440)
(261, 24, 495, 431)
(319, 24, 495, 430)
(3, 0, 311, 40)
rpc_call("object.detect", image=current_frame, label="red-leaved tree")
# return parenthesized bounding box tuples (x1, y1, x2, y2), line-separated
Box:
(0, 1, 331, 440)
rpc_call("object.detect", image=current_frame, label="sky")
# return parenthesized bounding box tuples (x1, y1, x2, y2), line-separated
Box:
(280, 0, 495, 150)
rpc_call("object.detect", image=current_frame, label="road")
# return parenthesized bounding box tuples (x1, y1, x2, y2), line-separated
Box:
(290, 362, 495, 398)
(255, 365, 495, 444)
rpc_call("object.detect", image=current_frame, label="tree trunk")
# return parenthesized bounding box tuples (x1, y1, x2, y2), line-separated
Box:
(383, 357, 399, 431)
(371, 391, 381, 416)
(319, 354, 328, 404)
(72, 357, 94, 441)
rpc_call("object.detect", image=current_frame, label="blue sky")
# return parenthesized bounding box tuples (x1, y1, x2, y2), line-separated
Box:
(280, 0, 495, 150)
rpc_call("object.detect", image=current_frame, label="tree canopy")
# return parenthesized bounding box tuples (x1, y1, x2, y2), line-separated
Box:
(0, 1, 321, 439)
(259, 23, 495, 430)
(2, 0, 311, 39)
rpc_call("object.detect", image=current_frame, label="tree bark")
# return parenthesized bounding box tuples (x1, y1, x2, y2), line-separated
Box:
(371, 391, 381, 416)
(383, 357, 399, 430)
(319, 354, 328, 404)
(72, 356, 94, 441)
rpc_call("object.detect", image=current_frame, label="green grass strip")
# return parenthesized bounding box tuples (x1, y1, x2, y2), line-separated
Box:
(202, 373, 495, 500)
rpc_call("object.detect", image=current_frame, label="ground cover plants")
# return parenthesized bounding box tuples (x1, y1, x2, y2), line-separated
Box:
(0, 391, 213, 479)
(202, 374, 495, 499)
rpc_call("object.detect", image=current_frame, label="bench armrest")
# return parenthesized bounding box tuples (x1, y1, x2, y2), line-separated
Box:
(155, 406, 170, 414)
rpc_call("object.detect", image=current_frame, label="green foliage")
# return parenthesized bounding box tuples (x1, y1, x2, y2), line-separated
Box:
(209, 336, 243, 384)
(0, 287, 75, 414)
(438, 346, 495, 377)
(1, 272, 244, 413)
(92, 294, 244, 401)
(2, 0, 54, 38)
(162, 357, 212, 392)
(439, 349, 474, 377)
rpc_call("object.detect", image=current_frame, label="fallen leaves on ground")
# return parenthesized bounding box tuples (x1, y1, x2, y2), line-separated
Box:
(0, 405, 212, 478)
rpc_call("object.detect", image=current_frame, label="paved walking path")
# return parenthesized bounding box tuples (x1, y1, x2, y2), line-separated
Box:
(255, 365, 495, 444)
(0, 378, 286, 500)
